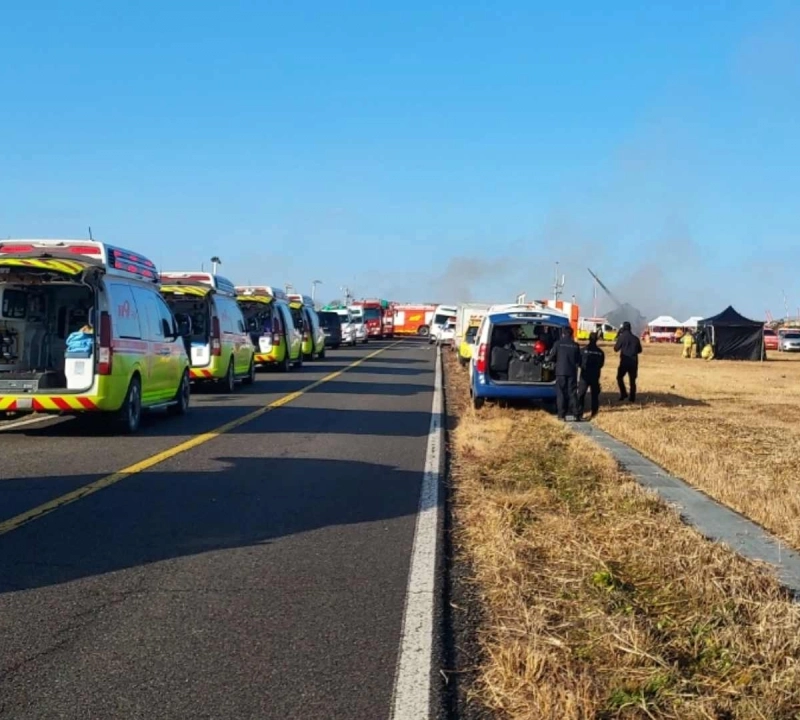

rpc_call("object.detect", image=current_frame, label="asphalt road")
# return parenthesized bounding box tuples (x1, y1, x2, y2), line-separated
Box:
(0, 339, 437, 720)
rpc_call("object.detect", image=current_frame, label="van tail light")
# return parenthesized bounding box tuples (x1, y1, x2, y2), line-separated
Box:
(98, 311, 113, 375)
(271, 315, 281, 345)
(211, 317, 222, 356)
(476, 343, 487, 373)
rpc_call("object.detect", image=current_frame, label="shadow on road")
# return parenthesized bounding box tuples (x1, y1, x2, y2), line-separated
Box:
(0, 455, 423, 594)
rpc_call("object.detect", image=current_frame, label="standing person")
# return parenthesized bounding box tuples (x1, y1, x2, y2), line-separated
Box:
(548, 325, 582, 421)
(682, 329, 695, 358)
(579, 332, 605, 419)
(614, 321, 643, 401)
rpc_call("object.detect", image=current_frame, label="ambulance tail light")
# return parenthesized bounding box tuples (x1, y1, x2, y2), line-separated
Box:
(476, 343, 487, 373)
(98, 311, 113, 375)
(211, 317, 222, 356)
(271, 315, 281, 345)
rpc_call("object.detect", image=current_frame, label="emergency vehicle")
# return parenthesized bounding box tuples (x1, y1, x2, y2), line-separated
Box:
(0, 239, 191, 433)
(160, 272, 255, 390)
(392, 304, 436, 336)
(235, 286, 303, 371)
(287, 293, 326, 359)
(455, 304, 490, 366)
(577, 316, 617, 342)
(351, 299, 394, 338)
(429, 305, 458, 344)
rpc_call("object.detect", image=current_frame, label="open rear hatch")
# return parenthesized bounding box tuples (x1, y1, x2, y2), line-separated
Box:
(0, 247, 99, 393)
(488, 321, 562, 384)
(160, 285, 213, 367)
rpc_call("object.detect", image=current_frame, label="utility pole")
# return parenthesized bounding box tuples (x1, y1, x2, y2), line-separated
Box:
(311, 280, 322, 302)
(210, 256, 221, 275)
(285, 283, 294, 295)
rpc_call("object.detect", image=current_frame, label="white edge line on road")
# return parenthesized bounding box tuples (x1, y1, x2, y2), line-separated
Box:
(0, 415, 55, 432)
(389, 345, 443, 720)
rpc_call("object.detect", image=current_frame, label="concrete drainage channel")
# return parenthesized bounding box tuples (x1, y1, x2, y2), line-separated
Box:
(572, 423, 800, 598)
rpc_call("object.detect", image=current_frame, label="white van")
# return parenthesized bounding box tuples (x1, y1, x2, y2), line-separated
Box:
(429, 304, 458, 344)
(335, 308, 358, 346)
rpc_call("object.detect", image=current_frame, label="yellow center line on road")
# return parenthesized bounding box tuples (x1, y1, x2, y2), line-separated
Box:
(0, 342, 402, 538)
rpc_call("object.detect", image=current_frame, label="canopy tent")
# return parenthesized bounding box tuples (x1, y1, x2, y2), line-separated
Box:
(647, 315, 682, 328)
(699, 306, 765, 361)
(682, 316, 704, 328)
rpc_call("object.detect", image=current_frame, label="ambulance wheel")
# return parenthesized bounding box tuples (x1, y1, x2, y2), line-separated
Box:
(293, 353, 303, 369)
(319, 346, 326, 359)
(219, 359, 235, 393)
(117, 376, 142, 434)
(242, 358, 255, 385)
(169, 371, 191, 416)
(279, 350, 290, 373)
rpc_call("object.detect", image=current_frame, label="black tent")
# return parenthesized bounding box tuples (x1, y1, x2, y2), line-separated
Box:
(699, 306, 765, 360)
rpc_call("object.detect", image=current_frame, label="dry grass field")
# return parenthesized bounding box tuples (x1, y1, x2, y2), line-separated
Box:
(593, 342, 800, 550)
(445, 353, 800, 719)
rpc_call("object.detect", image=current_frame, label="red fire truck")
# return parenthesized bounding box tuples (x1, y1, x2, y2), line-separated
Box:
(351, 299, 394, 338)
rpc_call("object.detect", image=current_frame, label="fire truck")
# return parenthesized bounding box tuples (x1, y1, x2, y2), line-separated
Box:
(392, 304, 437, 336)
(351, 298, 394, 338)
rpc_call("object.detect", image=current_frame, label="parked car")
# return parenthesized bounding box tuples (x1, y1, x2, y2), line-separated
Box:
(764, 328, 779, 351)
(469, 303, 571, 410)
(779, 330, 800, 352)
(319, 311, 343, 349)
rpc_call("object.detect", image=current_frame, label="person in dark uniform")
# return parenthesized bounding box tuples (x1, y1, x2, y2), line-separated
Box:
(547, 325, 582, 421)
(579, 331, 605, 419)
(614, 321, 643, 401)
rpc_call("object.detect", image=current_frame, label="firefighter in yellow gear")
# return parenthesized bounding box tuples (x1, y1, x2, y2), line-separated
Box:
(701, 343, 714, 360)
(682, 330, 695, 358)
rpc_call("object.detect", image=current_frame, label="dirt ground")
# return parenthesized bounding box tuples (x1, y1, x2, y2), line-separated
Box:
(592, 342, 800, 550)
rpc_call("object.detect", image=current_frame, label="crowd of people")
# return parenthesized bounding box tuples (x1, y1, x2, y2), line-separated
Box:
(547, 321, 643, 422)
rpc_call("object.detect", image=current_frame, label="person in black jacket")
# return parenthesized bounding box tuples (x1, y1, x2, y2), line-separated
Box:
(547, 325, 582, 421)
(613, 321, 643, 401)
(579, 332, 605, 419)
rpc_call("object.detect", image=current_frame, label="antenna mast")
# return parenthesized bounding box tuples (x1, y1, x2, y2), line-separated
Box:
(552, 262, 565, 302)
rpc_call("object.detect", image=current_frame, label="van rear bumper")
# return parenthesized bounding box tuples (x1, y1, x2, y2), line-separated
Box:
(472, 375, 557, 401)
(0, 378, 125, 414)
(190, 356, 226, 380)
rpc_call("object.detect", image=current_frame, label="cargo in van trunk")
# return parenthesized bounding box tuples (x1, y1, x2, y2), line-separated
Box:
(0, 283, 96, 392)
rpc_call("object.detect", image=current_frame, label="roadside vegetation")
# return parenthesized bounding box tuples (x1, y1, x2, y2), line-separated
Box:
(445, 352, 800, 719)
(594, 344, 800, 550)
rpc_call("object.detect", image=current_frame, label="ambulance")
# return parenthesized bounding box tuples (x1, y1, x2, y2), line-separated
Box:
(287, 293, 326, 360)
(0, 239, 191, 433)
(235, 286, 303, 371)
(428, 304, 458, 344)
(577, 316, 618, 342)
(455, 304, 491, 366)
(160, 272, 255, 390)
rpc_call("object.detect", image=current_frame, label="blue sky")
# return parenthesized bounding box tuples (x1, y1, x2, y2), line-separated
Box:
(2, 1, 799, 320)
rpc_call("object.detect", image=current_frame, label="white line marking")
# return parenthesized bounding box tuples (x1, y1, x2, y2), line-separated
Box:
(0, 415, 56, 432)
(390, 346, 443, 720)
